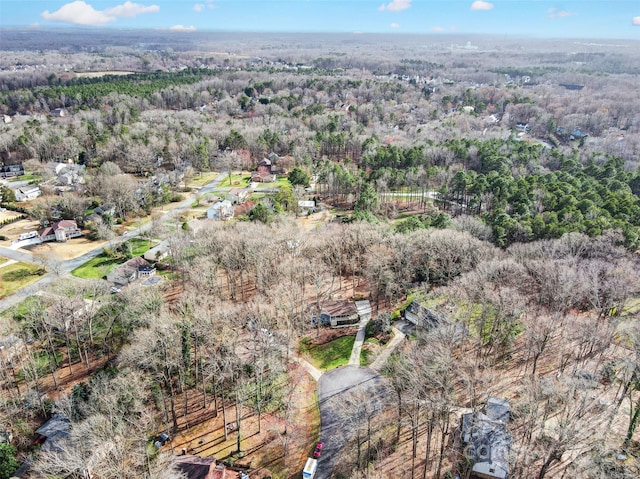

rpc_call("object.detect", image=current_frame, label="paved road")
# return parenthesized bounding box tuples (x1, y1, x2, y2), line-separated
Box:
(348, 318, 369, 366)
(369, 322, 408, 371)
(0, 175, 226, 314)
(316, 366, 390, 479)
(0, 246, 40, 264)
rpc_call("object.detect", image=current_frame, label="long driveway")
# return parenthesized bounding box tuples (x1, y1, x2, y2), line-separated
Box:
(315, 366, 390, 479)
(0, 175, 227, 314)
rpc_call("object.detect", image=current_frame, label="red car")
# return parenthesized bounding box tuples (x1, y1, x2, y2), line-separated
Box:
(313, 442, 324, 458)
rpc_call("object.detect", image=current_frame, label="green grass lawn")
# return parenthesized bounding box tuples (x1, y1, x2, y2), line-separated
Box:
(300, 335, 355, 371)
(128, 238, 155, 256)
(71, 255, 122, 279)
(187, 171, 219, 187)
(0, 263, 46, 299)
(72, 239, 156, 279)
(252, 176, 291, 190)
(0, 256, 8, 265)
(218, 172, 250, 188)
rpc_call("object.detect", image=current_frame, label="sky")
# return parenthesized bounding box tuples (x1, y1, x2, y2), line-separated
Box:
(1, 1, 639, 39)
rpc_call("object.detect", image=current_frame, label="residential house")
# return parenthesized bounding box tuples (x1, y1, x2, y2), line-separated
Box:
(1, 164, 24, 178)
(15, 186, 41, 202)
(206, 200, 234, 221)
(107, 257, 156, 286)
(93, 204, 116, 217)
(173, 455, 235, 479)
(38, 220, 82, 242)
(50, 108, 67, 118)
(403, 301, 448, 330)
(460, 397, 512, 479)
(51, 162, 85, 189)
(321, 300, 360, 328)
(250, 158, 277, 182)
(35, 414, 71, 454)
(225, 188, 249, 205)
(144, 240, 171, 262)
(250, 170, 276, 183)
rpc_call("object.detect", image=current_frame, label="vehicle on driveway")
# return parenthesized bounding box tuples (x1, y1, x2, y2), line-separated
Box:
(313, 442, 324, 458)
(302, 457, 318, 478)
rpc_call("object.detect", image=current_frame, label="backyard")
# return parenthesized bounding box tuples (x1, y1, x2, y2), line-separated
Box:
(71, 238, 156, 279)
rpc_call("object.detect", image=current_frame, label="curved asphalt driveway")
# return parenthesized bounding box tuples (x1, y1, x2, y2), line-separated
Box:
(316, 366, 390, 479)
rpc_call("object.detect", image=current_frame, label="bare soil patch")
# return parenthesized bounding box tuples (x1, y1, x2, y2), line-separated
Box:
(27, 237, 106, 260)
(169, 362, 319, 479)
(0, 218, 40, 243)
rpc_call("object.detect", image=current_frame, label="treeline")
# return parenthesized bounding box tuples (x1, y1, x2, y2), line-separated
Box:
(356, 138, 640, 248)
(2, 219, 639, 478)
(1, 68, 217, 112)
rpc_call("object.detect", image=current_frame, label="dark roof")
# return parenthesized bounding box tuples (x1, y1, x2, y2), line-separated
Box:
(460, 399, 512, 479)
(174, 455, 228, 479)
(322, 300, 357, 317)
(404, 301, 448, 329)
(35, 414, 71, 454)
(486, 397, 510, 423)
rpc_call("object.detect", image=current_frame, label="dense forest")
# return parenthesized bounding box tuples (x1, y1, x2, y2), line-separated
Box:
(1, 30, 640, 479)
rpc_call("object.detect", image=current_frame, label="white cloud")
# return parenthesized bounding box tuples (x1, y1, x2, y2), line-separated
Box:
(390, 22, 400, 28)
(547, 7, 575, 19)
(378, 0, 411, 12)
(633, 16, 640, 26)
(104, 1, 159, 18)
(470, 1, 494, 11)
(432, 26, 445, 32)
(42, 1, 114, 25)
(169, 25, 197, 32)
(194, 0, 217, 12)
(41, 1, 159, 26)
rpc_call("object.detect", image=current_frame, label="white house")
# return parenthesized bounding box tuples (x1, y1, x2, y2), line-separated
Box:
(207, 200, 234, 221)
(15, 186, 41, 202)
(38, 220, 82, 242)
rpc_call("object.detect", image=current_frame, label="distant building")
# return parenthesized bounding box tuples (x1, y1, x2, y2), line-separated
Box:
(225, 188, 249, 205)
(38, 220, 82, 242)
(143, 240, 171, 262)
(320, 299, 370, 328)
(206, 200, 234, 221)
(15, 186, 41, 202)
(460, 397, 512, 479)
(1, 164, 24, 178)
